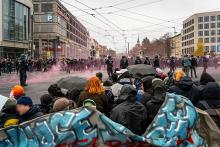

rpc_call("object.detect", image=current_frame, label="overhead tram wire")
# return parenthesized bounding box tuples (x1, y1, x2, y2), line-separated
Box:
(60, 0, 120, 50)
(110, 0, 165, 13)
(112, 6, 183, 26)
(60, 0, 122, 37)
(71, 0, 124, 37)
(111, 13, 171, 28)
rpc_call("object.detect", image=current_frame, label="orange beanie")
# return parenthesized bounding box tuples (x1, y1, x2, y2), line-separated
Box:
(12, 85, 24, 98)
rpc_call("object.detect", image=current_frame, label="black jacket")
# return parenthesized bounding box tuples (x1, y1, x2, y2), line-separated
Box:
(200, 82, 220, 100)
(0, 107, 19, 128)
(168, 76, 199, 105)
(120, 58, 128, 69)
(110, 85, 148, 135)
(19, 105, 43, 123)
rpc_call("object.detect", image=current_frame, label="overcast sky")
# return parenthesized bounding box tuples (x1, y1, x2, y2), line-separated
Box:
(61, 0, 220, 53)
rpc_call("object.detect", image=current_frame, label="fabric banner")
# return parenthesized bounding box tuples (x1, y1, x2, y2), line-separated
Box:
(0, 93, 207, 147)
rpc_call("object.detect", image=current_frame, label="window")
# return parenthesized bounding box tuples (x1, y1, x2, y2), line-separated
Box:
(211, 30, 216, 36)
(204, 38, 209, 43)
(204, 16, 209, 22)
(3, 0, 30, 41)
(217, 22, 220, 28)
(198, 24, 203, 29)
(41, 3, 53, 12)
(218, 30, 220, 35)
(198, 31, 203, 36)
(211, 16, 216, 21)
(218, 37, 220, 42)
(198, 17, 203, 22)
(218, 15, 220, 20)
(204, 31, 209, 36)
(211, 23, 216, 28)
(211, 45, 216, 51)
(34, 4, 39, 12)
(205, 46, 209, 52)
(211, 37, 216, 43)
(204, 23, 209, 29)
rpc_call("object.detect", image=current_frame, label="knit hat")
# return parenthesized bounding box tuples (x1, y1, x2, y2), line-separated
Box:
(17, 96, 33, 106)
(83, 99, 96, 107)
(3, 98, 16, 111)
(103, 80, 113, 87)
(12, 85, 24, 98)
(53, 98, 72, 112)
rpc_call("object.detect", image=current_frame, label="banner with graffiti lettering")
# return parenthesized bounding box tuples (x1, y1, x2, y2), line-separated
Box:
(0, 93, 207, 147)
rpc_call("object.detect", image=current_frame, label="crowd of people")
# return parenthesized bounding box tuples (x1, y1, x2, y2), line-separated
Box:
(1, 60, 220, 135)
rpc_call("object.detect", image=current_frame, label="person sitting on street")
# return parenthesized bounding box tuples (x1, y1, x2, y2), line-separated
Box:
(0, 98, 19, 128)
(140, 76, 155, 105)
(10, 85, 25, 99)
(144, 78, 166, 125)
(48, 84, 65, 98)
(96, 72, 103, 82)
(78, 77, 109, 115)
(16, 96, 43, 123)
(110, 84, 148, 135)
(168, 76, 200, 105)
(66, 88, 81, 103)
(39, 94, 54, 114)
(52, 98, 75, 112)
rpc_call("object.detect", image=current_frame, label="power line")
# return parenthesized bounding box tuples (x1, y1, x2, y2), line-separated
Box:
(71, 0, 124, 36)
(60, 0, 123, 37)
(112, 6, 182, 26)
(111, 0, 165, 13)
(111, 13, 171, 28)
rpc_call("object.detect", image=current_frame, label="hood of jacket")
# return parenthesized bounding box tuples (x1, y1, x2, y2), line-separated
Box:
(202, 82, 220, 100)
(178, 76, 193, 90)
(200, 73, 216, 85)
(118, 84, 137, 103)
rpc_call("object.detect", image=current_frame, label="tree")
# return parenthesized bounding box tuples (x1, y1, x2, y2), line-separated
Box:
(194, 38, 204, 57)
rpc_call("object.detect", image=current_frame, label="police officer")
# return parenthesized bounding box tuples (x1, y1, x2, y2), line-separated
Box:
(19, 56, 28, 87)
(105, 56, 114, 78)
(153, 55, 160, 68)
(144, 56, 151, 65)
(120, 56, 128, 69)
(135, 56, 142, 64)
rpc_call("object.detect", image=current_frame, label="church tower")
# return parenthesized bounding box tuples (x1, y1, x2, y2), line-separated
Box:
(137, 35, 140, 44)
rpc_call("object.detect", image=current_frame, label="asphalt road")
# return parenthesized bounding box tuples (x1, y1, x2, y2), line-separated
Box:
(0, 67, 220, 104)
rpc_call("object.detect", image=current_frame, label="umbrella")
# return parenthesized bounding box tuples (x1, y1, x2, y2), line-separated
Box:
(127, 64, 156, 78)
(0, 95, 9, 111)
(57, 76, 88, 91)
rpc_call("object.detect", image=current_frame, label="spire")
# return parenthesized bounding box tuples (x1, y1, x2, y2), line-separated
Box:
(137, 35, 140, 44)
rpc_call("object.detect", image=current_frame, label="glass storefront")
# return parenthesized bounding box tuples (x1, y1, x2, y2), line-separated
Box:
(3, 0, 30, 41)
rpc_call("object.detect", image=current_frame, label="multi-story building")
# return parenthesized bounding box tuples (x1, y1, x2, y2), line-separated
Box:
(182, 11, 220, 55)
(170, 33, 182, 58)
(33, 0, 90, 59)
(0, 0, 33, 58)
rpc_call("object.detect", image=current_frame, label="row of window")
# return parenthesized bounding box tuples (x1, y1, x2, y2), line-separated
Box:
(182, 32, 194, 41)
(182, 39, 194, 47)
(198, 37, 220, 43)
(182, 47, 194, 55)
(198, 30, 220, 36)
(183, 19, 194, 28)
(205, 45, 218, 52)
(198, 22, 220, 29)
(183, 26, 194, 34)
(198, 15, 220, 23)
(34, 3, 53, 13)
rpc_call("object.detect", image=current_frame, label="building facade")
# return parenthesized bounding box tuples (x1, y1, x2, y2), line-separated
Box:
(0, 0, 33, 58)
(33, 0, 90, 59)
(182, 11, 220, 55)
(170, 34, 182, 58)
